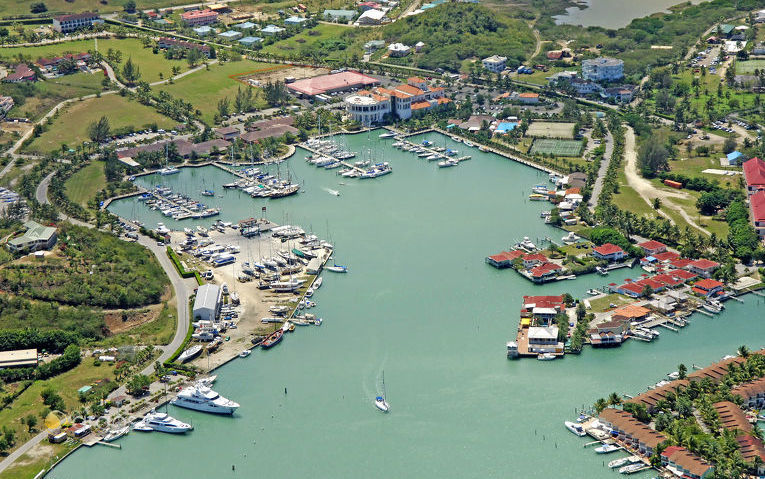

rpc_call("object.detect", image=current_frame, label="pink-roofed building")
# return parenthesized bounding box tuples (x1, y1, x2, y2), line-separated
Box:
(592, 243, 625, 262)
(671, 269, 697, 282)
(692, 278, 724, 297)
(181, 9, 218, 26)
(522, 253, 548, 269)
(614, 282, 645, 297)
(289, 71, 380, 97)
(653, 273, 684, 288)
(652, 251, 680, 262)
(670, 258, 693, 269)
(530, 262, 564, 283)
(687, 259, 720, 278)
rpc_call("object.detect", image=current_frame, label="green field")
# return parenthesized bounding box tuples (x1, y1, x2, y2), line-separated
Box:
(735, 59, 765, 75)
(530, 138, 582, 156)
(0, 38, 189, 84)
(261, 23, 357, 61)
(157, 60, 270, 124)
(64, 160, 105, 207)
(0, 0, 197, 16)
(23, 94, 175, 153)
(0, 72, 103, 121)
(526, 121, 575, 139)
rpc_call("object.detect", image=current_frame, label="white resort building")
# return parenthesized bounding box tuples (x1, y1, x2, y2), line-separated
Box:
(582, 57, 624, 82)
(482, 55, 507, 73)
(345, 77, 450, 125)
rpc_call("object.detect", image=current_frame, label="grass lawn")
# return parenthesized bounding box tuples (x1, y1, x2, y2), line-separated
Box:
(64, 161, 106, 207)
(668, 155, 741, 182)
(0, 38, 189, 84)
(2, 441, 77, 479)
(1, 72, 104, 122)
(23, 94, 175, 154)
(0, 0, 198, 16)
(0, 360, 116, 459)
(262, 23, 356, 61)
(157, 60, 270, 124)
(516, 66, 570, 85)
(588, 293, 633, 313)
(612, 168, 655, 218)
(736, 59, 765, 75)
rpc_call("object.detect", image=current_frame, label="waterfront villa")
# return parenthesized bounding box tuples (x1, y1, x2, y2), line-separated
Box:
(529, 262, 564, 283)
(691, 278, 724, 298)
(522, 253, 548, 269)
(611, 304, 650, 323)
(521, 295, 566, 318)
(712, 401, 765, 475)
(660, 446, 715, 479)
(598, 408, 664, 456)
(526, 326, 562, 353)
(592, 243, 625, 262)
(637, 240, 667, 256)
(588, 318, 628, 347)
(686, 259, 720, 278)
(485, 250, 524, 268)
(7, 221, 57, 253)
(750, 190, 765, 239)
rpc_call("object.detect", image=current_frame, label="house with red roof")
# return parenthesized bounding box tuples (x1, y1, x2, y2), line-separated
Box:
(670, 258, 693, 269)
(530, 262, 564, 283)
(522, 253, 548, 269)
(485, 250, 524, 269)
(743, 157, 765, 194)
(652, 251, 680, 262)
(670, 269, 697, 282)
(652, 273, 684, 288)
(634, 277, 665, 293)
(2, 64, 36, 83)
(687, 259, 720, 278)
(637, 240, 667, 256)
(660, 445, 715, 479)
(614, 282, 645, 298)
(692, 278, 724, 297)
(592, 243, 625, 262)
(750, 190, 765, 239)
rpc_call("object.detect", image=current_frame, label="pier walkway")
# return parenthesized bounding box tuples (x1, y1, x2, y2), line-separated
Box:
(212, 162, 248, 179)
(298, 143, 365, 173)
(396, 138, 471, 163)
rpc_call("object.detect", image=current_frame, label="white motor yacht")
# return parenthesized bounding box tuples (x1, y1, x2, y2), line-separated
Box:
(134, 411, 193, 433)
(171, 385, 239, 415)
(595, 443, 621, 454)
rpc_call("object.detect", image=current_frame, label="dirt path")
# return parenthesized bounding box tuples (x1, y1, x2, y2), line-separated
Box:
(623, 126, 710, 236)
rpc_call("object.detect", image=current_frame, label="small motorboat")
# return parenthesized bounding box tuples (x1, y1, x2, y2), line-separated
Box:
(313, 277, 323, 289)
(327, 189, 340, 196)
(608, 457, 630, 469)
(326, 264, 347, 273)
(667, 371, 680, 380)
(261, 329, 284, 349)
(587, 289, 601, 296)
(379, 132, 396, 138)
(619, 463, 644, 474)
(537, 353, 556, 361)
(564, 421, 586, 437)
(595, 443, 621, 454)
(239, 350, 251, 358)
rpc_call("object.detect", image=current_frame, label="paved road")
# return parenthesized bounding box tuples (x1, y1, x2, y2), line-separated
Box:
(588, 130, 614, 210)
(36, 171, 55, 204)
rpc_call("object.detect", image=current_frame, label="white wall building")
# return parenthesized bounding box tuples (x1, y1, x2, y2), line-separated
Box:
(482, 55, 507, 73)
(582, 57, 624, 82)
(53, 12, 102, 33)
(345, 94, 391, 126)
(387, 43, 411, 57)
(193, 284, 221, 322)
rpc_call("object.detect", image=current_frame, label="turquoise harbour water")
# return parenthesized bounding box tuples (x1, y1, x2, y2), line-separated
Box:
(50, 132, 765, 479)
(553, 0, 706, 29)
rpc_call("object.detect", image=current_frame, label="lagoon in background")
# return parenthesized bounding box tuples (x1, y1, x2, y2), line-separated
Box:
(50, 131, 765, 479)
(554, 0, 707, 29)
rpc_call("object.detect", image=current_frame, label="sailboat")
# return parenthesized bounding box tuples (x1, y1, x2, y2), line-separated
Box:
(375, 371, 390, 413)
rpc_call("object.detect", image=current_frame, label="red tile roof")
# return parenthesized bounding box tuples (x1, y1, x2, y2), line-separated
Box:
(652, 251, 680, 262)
(743, 157, 765, 187)
(395, 84, 425, 96)
(653, 273, 683, 287)
(530, 262, 562, 278)
(751, 190, 765, 222)
(694, 278, 724, 290)
(410, 100, 431, 111)
(523, 253, 548, 263)
(689, 259, 720, 270)
(635, 278, 664, 290)
(618, 283, 644, 295)
(638, 240, 666, 251)
(670, 258, 694, 269)
(593, 243, 624, 256)
(407, 76, 425, 83)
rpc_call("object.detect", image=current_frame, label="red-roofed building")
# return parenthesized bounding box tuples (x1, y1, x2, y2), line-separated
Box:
(522, 295, 566, 313)
(750, 190, 765, 239)
(344, 76, 447, 123)
(634, 278, 665, 293)
(485, 250, 524, 268)
(53, 12, 102, 33)
(671, 269, 698, 282)
(638, 240, 667, 256)
(546, 50, 564, 60)
(181, 9, 218, 25)
(592, 243, 625, 262)
(522, 253, 548, 269)
(670, 258, 693, 269)
(653, 273, 684, 288)
(291, 71, 380, 97)
(652, 251, 680, 262)
(530, 262, 564, 283)
(614, 282, 645, 297)
(687, 259, 720, 278)
(661, 445, 715, 479)
(743, 157, 765, 194)
(692, 278, 724, 297)
(358, 1, 381, 10)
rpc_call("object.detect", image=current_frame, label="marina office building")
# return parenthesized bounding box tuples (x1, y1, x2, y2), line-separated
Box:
(345, 77, 449, 125)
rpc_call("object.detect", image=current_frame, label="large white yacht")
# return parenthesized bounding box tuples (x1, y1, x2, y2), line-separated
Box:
(134, 410, 192, 434)
(171, 385, 239, 415)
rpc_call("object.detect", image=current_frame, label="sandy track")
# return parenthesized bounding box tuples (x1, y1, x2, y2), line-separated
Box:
(623, 126, 710, 235)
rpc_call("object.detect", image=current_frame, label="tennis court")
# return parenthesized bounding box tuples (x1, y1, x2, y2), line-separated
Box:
(530, 139, 583, 157)
(736, 60, 765, 74)
(525, 121, 576, 139)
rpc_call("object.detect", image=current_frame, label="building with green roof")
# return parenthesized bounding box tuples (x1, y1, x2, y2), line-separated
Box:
(7, 221, 57, 253)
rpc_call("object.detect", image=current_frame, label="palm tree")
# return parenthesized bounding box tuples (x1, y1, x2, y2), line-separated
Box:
(594, 398, 608, 414)
(608, 392, 622, 406)
(738, 345, 750, 358)
(678, 363, 688, 380)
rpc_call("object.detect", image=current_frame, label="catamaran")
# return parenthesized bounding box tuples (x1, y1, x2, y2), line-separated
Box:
(375, 371, 390, 413)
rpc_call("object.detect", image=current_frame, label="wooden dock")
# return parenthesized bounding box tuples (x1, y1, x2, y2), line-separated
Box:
(298, 144, 365, 173)
(212, 162, 248, 179)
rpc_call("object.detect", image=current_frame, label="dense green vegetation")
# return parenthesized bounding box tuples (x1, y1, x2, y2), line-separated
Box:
(536, 0, 753, 78)
(0, 224, 168, 308)
(374, 4, 535, 72)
